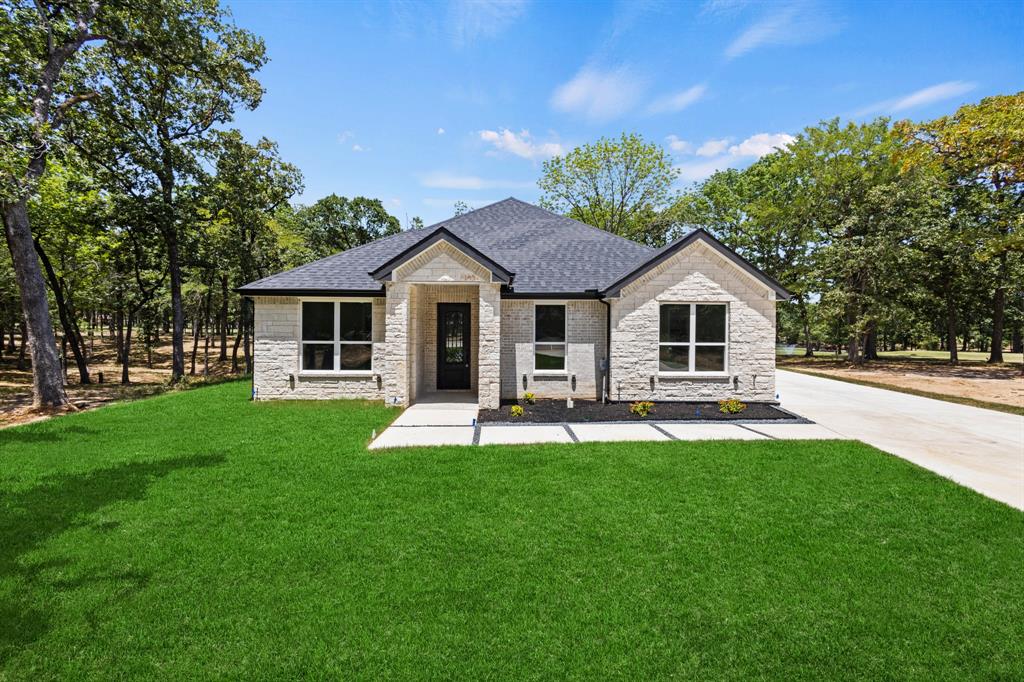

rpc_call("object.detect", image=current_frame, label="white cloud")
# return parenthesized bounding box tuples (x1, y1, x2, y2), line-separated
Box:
(352, 144, 369, 152)
(419, 171, 534, 190)
(478, 128, 564, 160)
(676, 157, 735, 182)
(337, 130, 354, 143)
(550, 66, 647, 122)
(647, 84, 707, 115)
(675, 131, 794, 182)
(856, 80, 977, 116)
(696, 138, 731, 157)
(724, 3, 840, 59)
(448, 0, 528, 47)
(437, 127, 446, 135)
(701, 0, 750, 15)
(666, 135, 693, 154)
(728, 132, 795, 156)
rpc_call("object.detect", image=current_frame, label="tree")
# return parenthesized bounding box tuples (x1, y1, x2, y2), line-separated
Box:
(452, 201, 470, 217)
(538, 133, 678, 245)
(67, 0, 266, 383)
(205, 130, 302, 373)
(409, 216, 425, 229)
(670, 155, 819, 355)
(896, 92, 1024, 362)
(0, 0, 120, 407)
(294, 195, 400, 260)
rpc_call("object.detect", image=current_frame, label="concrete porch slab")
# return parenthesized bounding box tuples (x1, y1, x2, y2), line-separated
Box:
(478, 425, 573, 446)
(657, 423, 766, 440)
(570, 423, 669, 443)
(392, 409, 478, 426)
(369, 426, 475, 449)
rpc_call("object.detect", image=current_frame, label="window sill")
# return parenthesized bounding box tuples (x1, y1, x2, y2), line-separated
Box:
(658, 372, 730, 378)
(298, 370, 375, 378)
(533, 370, 568, 376)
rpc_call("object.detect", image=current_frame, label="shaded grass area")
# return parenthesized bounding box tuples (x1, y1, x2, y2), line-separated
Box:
(1, 382, 1022, 679)
(782, 365, 1024, 416)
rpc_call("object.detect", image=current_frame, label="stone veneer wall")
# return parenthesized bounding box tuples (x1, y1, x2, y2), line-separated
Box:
(500, 299, 607, 401)
(252, 295, 386, 400)
(609, 241, 776, 402)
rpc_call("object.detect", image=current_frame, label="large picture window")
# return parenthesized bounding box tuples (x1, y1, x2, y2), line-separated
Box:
(534, 304, 566, 372)
(301, 300, 374, 372)
(659, 303, 727, 373)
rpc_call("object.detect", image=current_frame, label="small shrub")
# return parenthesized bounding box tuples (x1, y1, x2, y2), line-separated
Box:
(629, 401, 655, 418)
(523, 392, 536, 405)
(510, 405, 524, 418)
(718, 398, 747, 414)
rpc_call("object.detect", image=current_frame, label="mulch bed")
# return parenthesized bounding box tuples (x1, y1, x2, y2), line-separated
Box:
(477, 399, 802, 424)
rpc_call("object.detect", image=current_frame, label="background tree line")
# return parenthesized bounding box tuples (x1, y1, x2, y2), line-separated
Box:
(538, 95, 1023, 366)
(1, 1, 404, 408)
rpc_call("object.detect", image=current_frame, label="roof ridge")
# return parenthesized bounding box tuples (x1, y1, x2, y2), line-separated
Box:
(422, 197, 520, 231)
(512, 199, 657, 253)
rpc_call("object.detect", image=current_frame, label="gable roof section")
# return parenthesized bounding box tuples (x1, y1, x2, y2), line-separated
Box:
(238, 198, 654, 295)
(369, 228, 514, 284)
(601, 228, 792, 300)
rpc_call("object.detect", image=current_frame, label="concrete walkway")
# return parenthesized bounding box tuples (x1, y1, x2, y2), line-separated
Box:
(777, 370, 1024, 510)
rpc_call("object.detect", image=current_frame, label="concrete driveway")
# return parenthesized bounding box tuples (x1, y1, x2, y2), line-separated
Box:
(777, 370, 1024, 510)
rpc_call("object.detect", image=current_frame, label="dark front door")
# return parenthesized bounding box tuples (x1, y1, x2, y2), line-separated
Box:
(437, 303, 471, 390)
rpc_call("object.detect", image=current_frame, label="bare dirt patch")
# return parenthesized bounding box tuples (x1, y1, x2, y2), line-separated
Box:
(778, 357, 1024, 409)
(0, 334, 246, 429)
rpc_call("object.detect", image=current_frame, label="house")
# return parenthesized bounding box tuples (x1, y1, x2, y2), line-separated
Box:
(238, 198, 790, 409)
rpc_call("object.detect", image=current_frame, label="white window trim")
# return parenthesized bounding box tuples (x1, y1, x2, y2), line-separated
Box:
(658, 302, 729, 376)
(533, 301, 568, 375)
(297, 297, 376, 376)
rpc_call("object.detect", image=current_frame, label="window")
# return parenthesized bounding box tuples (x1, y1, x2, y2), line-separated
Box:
(659, 303, 727, 373)
(534, 304, 566, 372)
(301, 300, 374, 372)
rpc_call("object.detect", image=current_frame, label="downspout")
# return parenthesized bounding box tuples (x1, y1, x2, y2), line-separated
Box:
(599, 296, 611, 403)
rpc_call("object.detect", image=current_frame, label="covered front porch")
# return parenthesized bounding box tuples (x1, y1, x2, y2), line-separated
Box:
(375, 233, 506, 409)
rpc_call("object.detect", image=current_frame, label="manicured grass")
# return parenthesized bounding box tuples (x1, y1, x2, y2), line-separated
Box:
(781, 366, 1024, 416)
(2, 382, 1022, 679)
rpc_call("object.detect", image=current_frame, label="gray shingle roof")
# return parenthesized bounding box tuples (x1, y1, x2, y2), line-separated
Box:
(238, 198, 656, 295)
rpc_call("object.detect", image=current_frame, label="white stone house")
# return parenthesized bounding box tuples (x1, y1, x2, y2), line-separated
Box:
(239, 198, 790, 409)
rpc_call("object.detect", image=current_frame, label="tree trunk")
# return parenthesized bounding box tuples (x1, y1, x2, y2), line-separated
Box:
(797, 296, 814, 357)
(17, 318, 28, 370)
(864, 320, 879, 361)
(231, 311, 243, 373)
(166, 230, 186, 381)
(219, 274, 229, 361)
(34, 238, 90, 384)
(189, 311, 201, 376)
(945, 281, 958, 366)
(846, 306, 861, 365)
(988, 252, 1007, 363)
(2, 200, 68, 406)
(121, 312, 133, 384)
(1012, 325, 1023, 354)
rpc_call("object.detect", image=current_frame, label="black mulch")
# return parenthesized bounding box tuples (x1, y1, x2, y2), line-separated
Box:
(477, 399, 802, 424)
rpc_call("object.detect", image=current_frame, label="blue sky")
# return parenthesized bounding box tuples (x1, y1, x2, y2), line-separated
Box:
(227, 0, 1023, 226)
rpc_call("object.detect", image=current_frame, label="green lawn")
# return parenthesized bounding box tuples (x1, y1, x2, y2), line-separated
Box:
(2, 382, 1022, 679)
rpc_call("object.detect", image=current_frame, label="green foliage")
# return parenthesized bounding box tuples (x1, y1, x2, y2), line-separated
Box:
(293, 195, 401, 261)
(629, 400, 654, 418)
(510, 404, 524, 417)
(539, 133, 678, 245)
(522, 392, 536, 405)
(718, 398, 747, 414)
